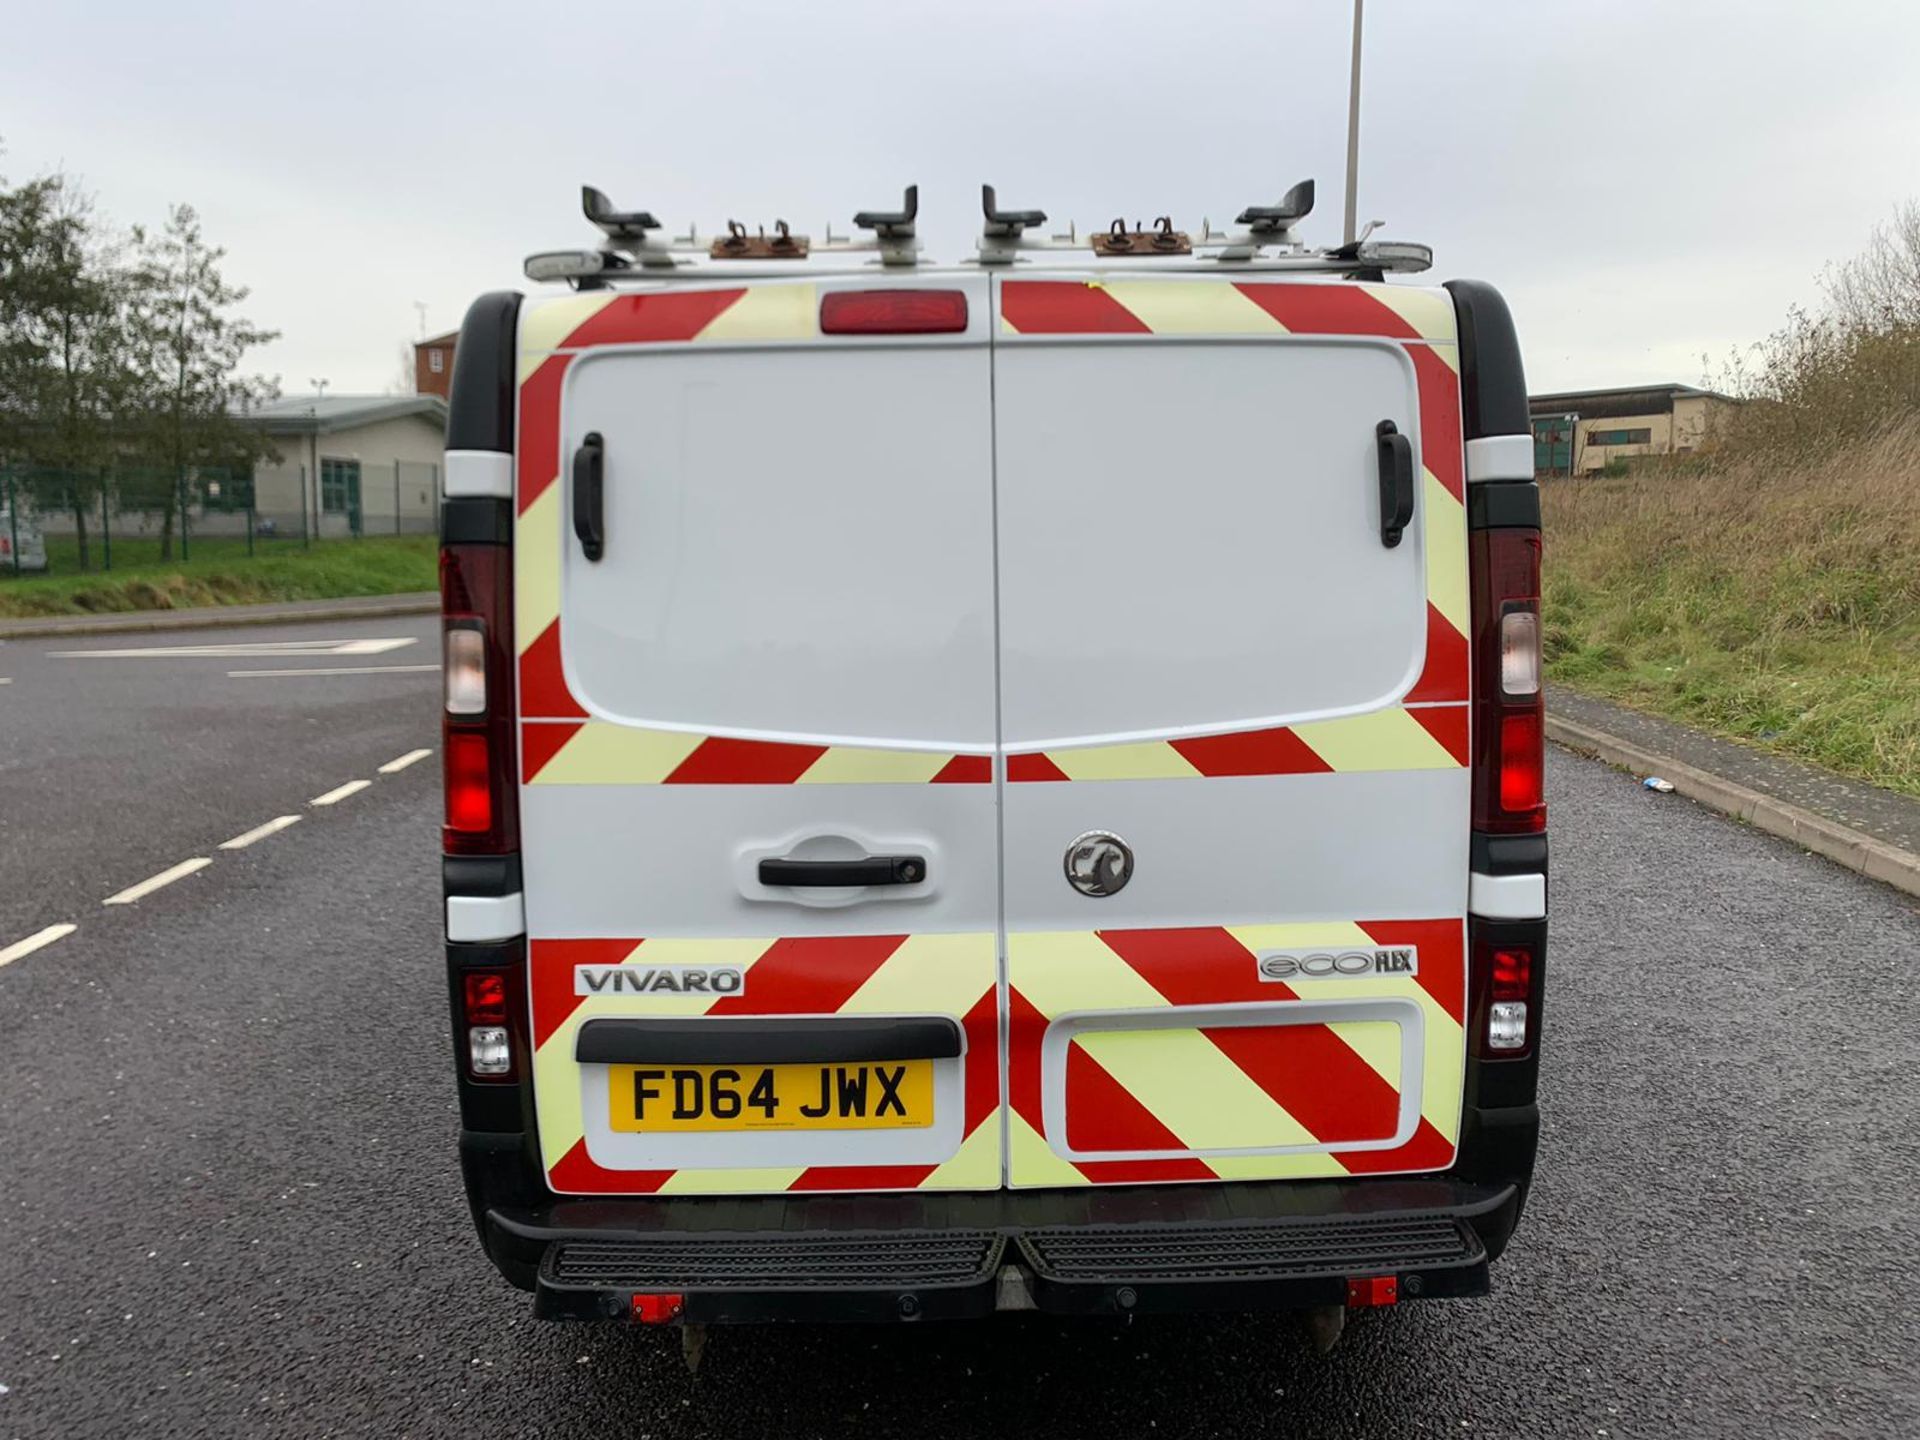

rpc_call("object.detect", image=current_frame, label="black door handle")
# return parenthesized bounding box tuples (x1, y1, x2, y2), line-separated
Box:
(1375, 419, 1416, 548)
(758, 855, 927, 887)
(573, 431, 605, 561)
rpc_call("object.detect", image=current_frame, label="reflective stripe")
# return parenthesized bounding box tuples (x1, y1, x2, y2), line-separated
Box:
(447, 891, 525, 942)
(1465, 434, 1536, 483)
(443, 449, 513, 500)
(1469, 870, 1547, 920)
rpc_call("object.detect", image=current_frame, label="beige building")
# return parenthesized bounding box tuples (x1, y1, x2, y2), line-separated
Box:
(1529, 383, 1737, 476)
(238, 395, 448, 537)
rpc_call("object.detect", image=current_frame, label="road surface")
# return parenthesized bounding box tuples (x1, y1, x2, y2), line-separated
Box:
(1, 615, 1915, 1438)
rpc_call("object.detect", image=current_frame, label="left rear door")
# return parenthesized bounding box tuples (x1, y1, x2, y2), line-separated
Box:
(510, 277, 1004, 1197)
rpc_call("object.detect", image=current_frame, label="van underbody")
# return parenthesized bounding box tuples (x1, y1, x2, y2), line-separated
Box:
(439, 238, 1547, 1332)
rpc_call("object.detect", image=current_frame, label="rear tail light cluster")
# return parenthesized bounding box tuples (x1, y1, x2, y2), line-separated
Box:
(1470, 528, 1545, 832)
(462, 968, 518, 1080)
(1471, 926, 1541, 1058)
(440, 543, 518, 855)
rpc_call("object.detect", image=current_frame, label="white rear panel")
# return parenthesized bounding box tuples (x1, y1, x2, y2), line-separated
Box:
(560, 342, 994, 748)
(515, 278, 1004, 1197)
(996, 337, 1427, 749)
(993, 275, 1472, 1189)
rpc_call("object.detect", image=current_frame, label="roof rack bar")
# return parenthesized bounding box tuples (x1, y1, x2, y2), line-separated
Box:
(525, 181, 1431, 285)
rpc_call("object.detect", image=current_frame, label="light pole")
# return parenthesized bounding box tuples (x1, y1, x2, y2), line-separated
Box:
(1343, 0, 1365, 246)
(307, 379, 329, 541)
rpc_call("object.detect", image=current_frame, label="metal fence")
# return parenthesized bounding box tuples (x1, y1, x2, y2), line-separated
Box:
(1, 461, 441, 575)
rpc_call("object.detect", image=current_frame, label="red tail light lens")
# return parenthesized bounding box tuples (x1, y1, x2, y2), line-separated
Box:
(1499, 712, 1544, 812)
(820, 289, 969, 335)
(463, 971, 508, 1024)
(440, 542, 518, 854)
(1471, 528, 1546, 833)
(1490, 947, 1532, 1001)
(444, 731, 493, 832)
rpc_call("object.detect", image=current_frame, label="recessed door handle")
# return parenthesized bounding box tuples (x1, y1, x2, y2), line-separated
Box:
(1375, 419, 1416, 548)
(573, 431, 604, 561)
(757, 855, 927, 887)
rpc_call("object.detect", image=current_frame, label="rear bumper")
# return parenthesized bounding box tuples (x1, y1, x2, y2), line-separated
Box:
(483, 1171, 1523, 1324)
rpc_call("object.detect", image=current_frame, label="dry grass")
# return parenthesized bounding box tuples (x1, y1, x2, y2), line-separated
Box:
(1543, 420, 1920, 795)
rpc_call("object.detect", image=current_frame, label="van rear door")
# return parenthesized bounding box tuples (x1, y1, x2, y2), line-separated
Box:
(992, 276, 1473, 1187)
(514, 277, 1003, 1196)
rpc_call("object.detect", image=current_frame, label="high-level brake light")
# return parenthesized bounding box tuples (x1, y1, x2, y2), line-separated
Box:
(820, 289, 969, 335)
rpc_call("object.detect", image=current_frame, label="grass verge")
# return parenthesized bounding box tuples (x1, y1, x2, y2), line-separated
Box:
(0, 534, 438, 618)
(1543, 421, 1920, 797)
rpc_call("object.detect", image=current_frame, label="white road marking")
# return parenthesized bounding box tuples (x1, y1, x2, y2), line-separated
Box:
(219, 815, 303, 850)
(378, 747, 434, 774)
(310, 779, 372, 807)
(51, 637, 416, 659)
(0, 923, 78, 969)
(0, 676, 12, 684)
(104, 858, 212, 906)
(227, 664, 440, 678)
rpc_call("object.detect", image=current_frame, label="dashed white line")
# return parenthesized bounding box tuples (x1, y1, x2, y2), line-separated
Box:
(0, 923, 78, 968)
(378, 747, 434, 774)
(219, 815, 303, 850)
(103, 858, 212, 906)
(227, 664, 440, 678)
(51, 637, 416, 659)
(310, 779, 372, 807)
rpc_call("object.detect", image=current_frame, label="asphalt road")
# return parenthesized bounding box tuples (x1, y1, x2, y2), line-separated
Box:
(2, 617, 1917, 1439)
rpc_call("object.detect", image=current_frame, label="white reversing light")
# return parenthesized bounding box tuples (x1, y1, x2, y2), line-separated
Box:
(444, 627, 486, 716)
(1500, 610, 1541, 696)
(1487, 1001, 1528, 1051)
(469, 1026, 511, 1076)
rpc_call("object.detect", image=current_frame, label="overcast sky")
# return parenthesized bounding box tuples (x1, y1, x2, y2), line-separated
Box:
(5, 1, 1917, 397)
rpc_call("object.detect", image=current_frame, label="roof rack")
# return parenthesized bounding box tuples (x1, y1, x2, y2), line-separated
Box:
(523, 181, 1431, 285)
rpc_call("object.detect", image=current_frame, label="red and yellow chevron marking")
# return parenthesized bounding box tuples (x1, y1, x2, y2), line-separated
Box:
(531, 932, 1001, 1195)
(1000, 278, 1469, 780)
(1006, 919, 1465, 1187)
(513, 279, 1466, 784)
(512, 285, 988, 786)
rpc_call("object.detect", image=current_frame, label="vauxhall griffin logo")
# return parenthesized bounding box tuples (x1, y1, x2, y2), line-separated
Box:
(574, 965, 746, 997)
(1256, 946, 1419, 982)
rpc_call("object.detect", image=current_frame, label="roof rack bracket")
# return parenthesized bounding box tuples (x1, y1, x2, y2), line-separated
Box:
(852, 185, 922, 266)
(975, 184, 1055, 265)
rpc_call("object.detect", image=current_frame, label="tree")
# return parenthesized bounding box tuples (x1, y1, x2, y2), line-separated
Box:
(0, 167, 64, 462)
(125, 203, 278, 560)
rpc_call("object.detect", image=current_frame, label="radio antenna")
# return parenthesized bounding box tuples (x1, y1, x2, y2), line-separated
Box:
(1342, 0, 1365, 246)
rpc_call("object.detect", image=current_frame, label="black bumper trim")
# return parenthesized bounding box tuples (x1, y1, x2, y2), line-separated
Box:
(491, 1178, 1517, 1323)
(574, 1015, 963, 1066)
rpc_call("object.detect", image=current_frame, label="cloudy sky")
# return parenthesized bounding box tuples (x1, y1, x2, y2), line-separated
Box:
(5, 1, 1916, 397)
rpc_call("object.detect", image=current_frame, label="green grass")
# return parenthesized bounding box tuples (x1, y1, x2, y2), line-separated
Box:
(0, 533, 439, 618)
(1543, 425, 1920, 797)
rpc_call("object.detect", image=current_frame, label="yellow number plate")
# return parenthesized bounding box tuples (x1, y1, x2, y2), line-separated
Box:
(608, 1061, 934, 1133)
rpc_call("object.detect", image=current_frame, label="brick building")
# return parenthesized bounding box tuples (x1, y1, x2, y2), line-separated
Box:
(414, 331, 459, 399)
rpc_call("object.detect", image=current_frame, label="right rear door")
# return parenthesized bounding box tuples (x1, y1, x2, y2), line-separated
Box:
(991, 276, 1475, 1187)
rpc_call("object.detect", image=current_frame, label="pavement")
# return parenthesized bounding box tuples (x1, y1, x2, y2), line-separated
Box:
(0, 592, 441, 640)
(2, 616, 1917, 1438)
(1548, 685, 1920, 857)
